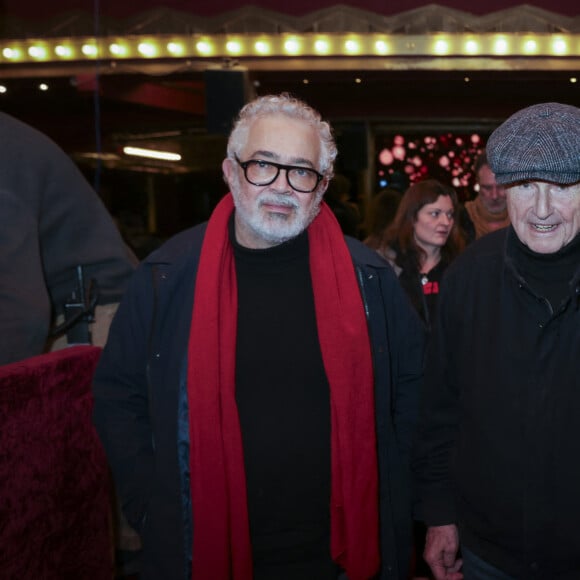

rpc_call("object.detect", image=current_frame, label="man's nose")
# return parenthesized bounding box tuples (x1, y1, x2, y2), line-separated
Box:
(270, 169, 291, 191)
(534, 187, 552, 218)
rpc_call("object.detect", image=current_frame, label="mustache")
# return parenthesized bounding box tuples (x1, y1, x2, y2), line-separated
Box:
(258, 193, 300, 210)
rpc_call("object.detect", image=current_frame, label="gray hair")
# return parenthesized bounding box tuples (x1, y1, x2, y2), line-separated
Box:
(227, 93, 337, 179)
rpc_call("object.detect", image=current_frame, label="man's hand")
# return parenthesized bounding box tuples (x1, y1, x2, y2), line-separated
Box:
(424, 524, 463, 580)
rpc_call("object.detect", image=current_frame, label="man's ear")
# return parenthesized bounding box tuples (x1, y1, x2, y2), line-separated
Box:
(222, 158, 234, 187)
(319, 177, 330, 196)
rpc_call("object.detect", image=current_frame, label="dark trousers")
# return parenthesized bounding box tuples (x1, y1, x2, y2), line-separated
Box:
(462, 547, 516, 580)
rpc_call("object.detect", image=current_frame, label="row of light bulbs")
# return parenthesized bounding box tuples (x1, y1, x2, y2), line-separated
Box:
(1, 33, 579, 63)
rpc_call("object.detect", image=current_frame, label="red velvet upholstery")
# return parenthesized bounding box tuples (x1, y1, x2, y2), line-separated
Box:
(0, 346, 113, 579)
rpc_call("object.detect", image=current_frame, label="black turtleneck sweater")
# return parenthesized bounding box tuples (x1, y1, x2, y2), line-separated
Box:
(512, 231, 580, 312)
(231, 222, 337, 580)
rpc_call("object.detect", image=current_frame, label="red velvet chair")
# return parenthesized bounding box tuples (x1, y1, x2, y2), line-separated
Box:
(0, 346, 113, 579)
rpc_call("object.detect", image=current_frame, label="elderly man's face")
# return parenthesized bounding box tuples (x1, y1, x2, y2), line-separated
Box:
(506, 180, 580, 253)
(478, 164, 506, 214)
(222, 114, 327, 249)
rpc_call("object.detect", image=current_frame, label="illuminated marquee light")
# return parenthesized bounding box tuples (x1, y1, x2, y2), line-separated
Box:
(283, 38, 301, 54)
(552, 38, 568, 55)
(374, 40, 389, 55)
(523, 39, 538, 54)
(0, 33, 579, 64)
(225, 40, 243, 54)
(138, 42, 158, 57)
(2, 47, 20, 59)
(55, 45, 73, 58)
(167, 42, 185, 56)
(344, 39, 360, 54)
(28, 45, 48, 59)
(81, 43, 98, 57)
(464, 39, 479, 54)
(254, 40, 270, 55)
(433, 39, 450, 55)
(314, 39, 330, 54)
(196, 40, 212, 55)
(110, 43, 128, 57)
(493, 37, 509, 55)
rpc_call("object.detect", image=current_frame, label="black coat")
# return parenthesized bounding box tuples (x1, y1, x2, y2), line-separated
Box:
(413, 227, 580, 578)
(93, 221, 425, 580)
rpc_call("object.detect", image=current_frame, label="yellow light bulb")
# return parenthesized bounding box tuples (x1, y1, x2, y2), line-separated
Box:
(226, 40, 242, 54)
(314, 39, 329, 54)
(167, 42, 184, 56)
(284, 39, 300, 54)
(55, 45, 73, 58)
(375, 40, 389, 55)
(196, 41, 211, 55)
(464, 40, 478, 54)
(138, 42, 157, 57)
(28, 46, 47, 59)
(254, 41, 270, 55)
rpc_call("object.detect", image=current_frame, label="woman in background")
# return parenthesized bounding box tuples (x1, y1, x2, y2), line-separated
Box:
(376, 178, 464, 331)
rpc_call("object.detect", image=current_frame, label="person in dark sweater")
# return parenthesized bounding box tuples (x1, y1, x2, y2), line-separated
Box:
(93, 93, 425, 580)
(0, 112, 137, 364)
(413, 102, 580, 580)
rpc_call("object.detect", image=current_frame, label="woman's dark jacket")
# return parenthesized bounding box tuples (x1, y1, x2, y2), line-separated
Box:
(93, 221, 425, 580)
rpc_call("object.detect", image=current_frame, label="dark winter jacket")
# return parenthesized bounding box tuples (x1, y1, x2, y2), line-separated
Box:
(413, 227, 580, 579)
(93, 221, 425, 580)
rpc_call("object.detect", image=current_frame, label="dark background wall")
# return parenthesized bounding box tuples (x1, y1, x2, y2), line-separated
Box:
(1, 0, 578, 18)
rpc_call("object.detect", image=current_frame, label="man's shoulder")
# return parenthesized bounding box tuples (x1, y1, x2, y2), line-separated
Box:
(345, 235, 393, 269)
(144, 222, 208, 266)
(446, 227, 508, 280)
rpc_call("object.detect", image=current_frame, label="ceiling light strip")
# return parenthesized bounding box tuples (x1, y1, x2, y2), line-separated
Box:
(1, 33, 579, 64)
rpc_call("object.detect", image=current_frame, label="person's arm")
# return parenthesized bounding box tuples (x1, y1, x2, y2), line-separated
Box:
(28, 128, 137, 319)
(0, 189, 52, 363)
(412, 276, 463, 575)
(92, 264, 154, 531)
(389, 283, 425, 459)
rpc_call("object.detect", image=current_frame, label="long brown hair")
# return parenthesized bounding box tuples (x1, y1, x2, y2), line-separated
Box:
(383, 178, 465, 270)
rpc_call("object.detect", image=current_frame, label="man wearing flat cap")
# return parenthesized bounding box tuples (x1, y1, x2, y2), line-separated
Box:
(413, 102, 580, 580)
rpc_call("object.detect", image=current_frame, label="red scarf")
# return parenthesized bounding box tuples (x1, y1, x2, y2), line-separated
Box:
(188, 193, 379, 579)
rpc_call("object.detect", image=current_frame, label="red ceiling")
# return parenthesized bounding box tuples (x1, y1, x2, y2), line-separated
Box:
(2, 0, 578, 19)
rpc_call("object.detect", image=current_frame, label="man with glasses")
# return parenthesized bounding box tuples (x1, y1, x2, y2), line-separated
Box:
(93, 93, 425, 580)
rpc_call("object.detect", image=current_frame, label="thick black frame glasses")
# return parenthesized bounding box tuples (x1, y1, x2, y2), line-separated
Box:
(234, 155, 324, 193)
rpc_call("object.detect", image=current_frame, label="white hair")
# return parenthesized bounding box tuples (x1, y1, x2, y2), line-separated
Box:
(226, 93, 337, 179)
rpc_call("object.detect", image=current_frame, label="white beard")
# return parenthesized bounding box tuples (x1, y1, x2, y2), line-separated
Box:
(232, 188, 324, 245)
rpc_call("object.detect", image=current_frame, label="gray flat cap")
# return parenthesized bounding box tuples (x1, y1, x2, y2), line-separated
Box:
(486, 102, 580, 185)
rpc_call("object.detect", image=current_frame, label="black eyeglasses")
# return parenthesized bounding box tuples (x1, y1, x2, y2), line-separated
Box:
(234, 155, 324, 194)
